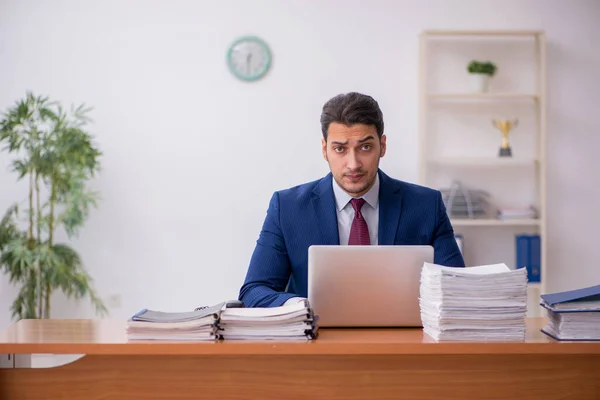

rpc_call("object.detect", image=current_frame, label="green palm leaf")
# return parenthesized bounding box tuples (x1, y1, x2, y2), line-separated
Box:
(51, 243, 108, 316)
(0, 92, 106, 320)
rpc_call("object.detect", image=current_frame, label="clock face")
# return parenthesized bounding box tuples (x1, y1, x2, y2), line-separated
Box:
(227, 36, 272, 81)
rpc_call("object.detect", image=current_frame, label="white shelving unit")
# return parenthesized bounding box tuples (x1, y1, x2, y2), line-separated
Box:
(427, 93, 539, 100)
(450, 219, 541, 227)
(418, 30, 546, 316)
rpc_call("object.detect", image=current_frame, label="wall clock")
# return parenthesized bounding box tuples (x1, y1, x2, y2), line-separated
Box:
(226, 36, 272, 81)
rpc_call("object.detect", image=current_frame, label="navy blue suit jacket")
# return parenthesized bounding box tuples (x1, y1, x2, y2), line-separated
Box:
(238, 169, 465, 307)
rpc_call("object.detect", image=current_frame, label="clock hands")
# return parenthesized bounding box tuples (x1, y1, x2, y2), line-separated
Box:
(246, 52, 252, 75)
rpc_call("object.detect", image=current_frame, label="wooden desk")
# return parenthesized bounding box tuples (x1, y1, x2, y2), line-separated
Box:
(0, 317, 598, 399)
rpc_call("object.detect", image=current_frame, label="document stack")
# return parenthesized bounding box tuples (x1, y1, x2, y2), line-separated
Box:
(497, 206, 536, 221)
(126, 302, 223, 341)
(540, 284, 600, 341)
(218, 299, 318, 340)
(419, 262, 528, 341)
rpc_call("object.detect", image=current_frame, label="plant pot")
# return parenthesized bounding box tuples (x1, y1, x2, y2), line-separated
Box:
(469, 73, 491, 93)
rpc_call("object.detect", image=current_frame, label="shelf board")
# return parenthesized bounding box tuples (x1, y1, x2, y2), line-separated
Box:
(422, 30, 544, 37)
(429, 157, 539, 167)
(426, 93, 539, 101)
(451, 218, 541, 227)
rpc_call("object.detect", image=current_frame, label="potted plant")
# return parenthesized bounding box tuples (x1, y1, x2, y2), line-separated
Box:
(0, 92, 107, 320)
(467, 60, 497, 93)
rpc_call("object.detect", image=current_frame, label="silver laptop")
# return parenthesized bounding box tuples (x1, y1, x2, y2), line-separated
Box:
(307, 245, 433, 327)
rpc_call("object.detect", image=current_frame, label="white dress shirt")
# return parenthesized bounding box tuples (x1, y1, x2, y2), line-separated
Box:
(332, 174, 379, 245)
(284, 174, 380, 305)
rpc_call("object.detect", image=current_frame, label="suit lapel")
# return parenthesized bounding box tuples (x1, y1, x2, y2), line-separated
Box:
(378, 170, 403, 245)
(310, 173, 340, 245)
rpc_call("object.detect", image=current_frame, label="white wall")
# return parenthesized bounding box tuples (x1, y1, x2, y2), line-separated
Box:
(1, 0, 599, 330)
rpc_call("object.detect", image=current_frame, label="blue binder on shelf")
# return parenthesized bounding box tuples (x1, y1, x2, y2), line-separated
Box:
(515, 234, 540, 282)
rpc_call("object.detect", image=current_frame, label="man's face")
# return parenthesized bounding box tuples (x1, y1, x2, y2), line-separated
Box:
(322, 122, 386, 197)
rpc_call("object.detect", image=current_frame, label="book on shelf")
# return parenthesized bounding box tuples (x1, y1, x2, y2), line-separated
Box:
(540, 285, 600, 341)
(419, 262, 528, 342)
(126, 299, 318, 341)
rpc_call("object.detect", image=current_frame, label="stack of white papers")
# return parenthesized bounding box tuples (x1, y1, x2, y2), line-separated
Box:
(543, 311, 600, 341)
(218, 300, 318, 340)
(419, 262, 528, 341)
(497, 206, 536, 220)
(126, 303, 223, 341)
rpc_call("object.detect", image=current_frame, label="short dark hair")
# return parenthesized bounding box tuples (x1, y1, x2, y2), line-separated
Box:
(320, 92, 384, 141)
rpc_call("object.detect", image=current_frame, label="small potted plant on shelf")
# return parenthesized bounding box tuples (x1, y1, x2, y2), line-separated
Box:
(467, 60, 497, 93)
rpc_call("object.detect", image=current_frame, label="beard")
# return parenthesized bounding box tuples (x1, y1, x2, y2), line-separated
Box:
(324, 151, 381, 196)
(334, 170, 375, 196)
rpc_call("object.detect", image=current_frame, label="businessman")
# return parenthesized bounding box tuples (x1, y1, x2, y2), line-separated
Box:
(238, 92, 465, 307)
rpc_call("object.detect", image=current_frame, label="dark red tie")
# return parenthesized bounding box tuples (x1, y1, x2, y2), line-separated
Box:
(348, 198, 370, 245)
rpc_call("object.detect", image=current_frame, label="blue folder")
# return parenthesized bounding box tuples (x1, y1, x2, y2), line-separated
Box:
(515, 234, 540, 282)
(540, 284, 600, 313)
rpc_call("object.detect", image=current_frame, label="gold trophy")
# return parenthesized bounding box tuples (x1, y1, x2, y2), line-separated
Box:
(492, 119, 518, 157)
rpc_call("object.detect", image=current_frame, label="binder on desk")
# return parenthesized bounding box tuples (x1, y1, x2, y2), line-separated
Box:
(540, 285, 600, 341)
(540, 285, 600, 312)
(126, 300, 319, 341)
(131, 302, 226, 323)
(218, 299, 319, 341)
(127, 302, 226, 341)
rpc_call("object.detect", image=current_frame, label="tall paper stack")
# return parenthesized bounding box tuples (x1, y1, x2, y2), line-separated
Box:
(218, 300, 318, 340)
(419, 262, 528, 341)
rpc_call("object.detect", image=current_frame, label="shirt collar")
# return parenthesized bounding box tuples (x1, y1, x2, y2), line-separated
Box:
(332, 173, 380, 212)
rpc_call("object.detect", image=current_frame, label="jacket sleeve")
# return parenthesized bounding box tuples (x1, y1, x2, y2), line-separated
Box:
(238, 192, 299, 307)
(432, 190, 466, 267)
